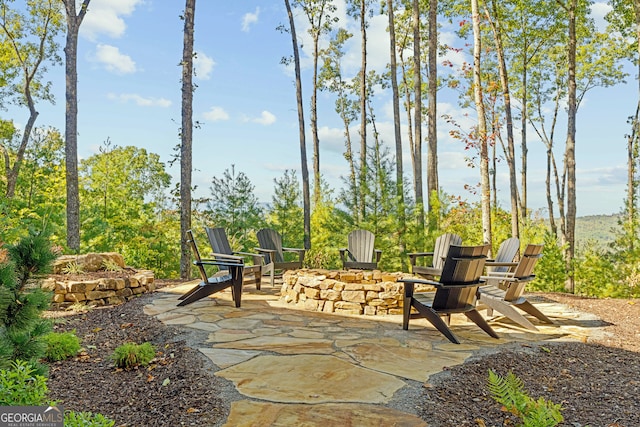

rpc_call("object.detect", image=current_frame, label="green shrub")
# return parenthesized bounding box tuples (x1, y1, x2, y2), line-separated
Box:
(102, 259, 122, 272)
(488, 369, 563, 427)
(0, 234, 56, 374)
(0, 360, 48, 406)
(111, 342, 156, 369)
(43, 331, 81, 361)
(64, 411, 115, 427)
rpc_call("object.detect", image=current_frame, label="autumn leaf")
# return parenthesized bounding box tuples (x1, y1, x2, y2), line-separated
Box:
(186, 408, 200, 414)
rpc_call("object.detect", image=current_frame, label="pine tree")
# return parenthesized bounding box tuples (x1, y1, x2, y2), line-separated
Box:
(0, 234, 56, 374)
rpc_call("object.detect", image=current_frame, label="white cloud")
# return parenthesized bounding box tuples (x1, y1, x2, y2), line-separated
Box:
(590, 2, 612, 32)
(194, 52, 215, 80)
(80, 0, 143, 41)
(253, 110, 277, 125)
(203, 107, 230, 122)
(93, 44, 137, 74)
(242, 7, 260, 32)
(107, 93, 171, 107)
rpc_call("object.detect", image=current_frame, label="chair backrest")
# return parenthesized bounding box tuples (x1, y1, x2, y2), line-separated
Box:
(504, 244, 544, 301)
(492, 237, 520, 273)
(348, 229, 375, 263)
(432, 233, 463, 270)
(186, 230, 208, 281)
(512, 244, 544, 279)
(205, 227, 233, 255)
(256, 228, 285, 263)
(433, 244, 490, 310)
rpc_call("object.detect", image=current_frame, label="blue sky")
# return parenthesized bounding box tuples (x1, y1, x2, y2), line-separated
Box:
(7, 0, 637, 217)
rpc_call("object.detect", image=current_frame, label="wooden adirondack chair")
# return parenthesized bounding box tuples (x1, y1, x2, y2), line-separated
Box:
(485, 237, 520, 275)
(399, 244, 499, 344)
(177, 230, 243, 307)
(339, 229, 382, 270)
(255, 228, 305, 280)
(478, 244, 552, 331)
(205, 227, 274, 289)
(409, 233, 462, 279)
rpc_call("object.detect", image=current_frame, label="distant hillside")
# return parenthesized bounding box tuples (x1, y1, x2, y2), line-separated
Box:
(575, 214, 621, 246)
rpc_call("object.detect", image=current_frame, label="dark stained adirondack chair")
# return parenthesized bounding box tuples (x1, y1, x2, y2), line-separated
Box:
(339, 229, 382, 270)
(485, 237, 520, 275)
(178, 230, 243, 307)
(409, 233, 462, 279)
(255, 228, 305, 280)
(205, 227, 274, 289)
(479, 244, 552, 331)
(399, 244, 499, 344)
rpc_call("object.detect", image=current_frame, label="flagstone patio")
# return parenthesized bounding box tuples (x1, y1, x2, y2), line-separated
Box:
(143, 279, 605, 426)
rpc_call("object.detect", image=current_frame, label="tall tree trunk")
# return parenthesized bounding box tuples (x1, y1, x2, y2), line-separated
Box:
(412, 0, 425, 232)
(63, 0, 91, 253)
(358, 0, 368, 222)
(285, 0, 311, 249)
(180, 0, 196, 279)
(311, 31, 321, 204)
(387, 0, 405, 253)
(520, 57, 528, 221)
(487, 1, 519, 238)
(471, 0, 492, 246)
(564, 0, 577, 293)
(426, 0, 438, 222)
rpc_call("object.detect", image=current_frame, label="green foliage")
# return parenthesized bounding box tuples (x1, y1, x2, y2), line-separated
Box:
(206, 165, 264, 252)
(43, 331, 81, 362)
(102, 259, 122, 272)
(309, 191, 351, 269)
(2, 127, 67, 245)
(0, 360, 48, 406)
(7, 233, 57, 286)
(267, 170, 304, 249)
(488, 369, 563, 427)
(111, 342, 156, 369)
(64, 411, 115, 427)
(62, 261, 85, 275)
(79, 142, 177, 277)
(528, 233, 567, 293)
(0, 233, 54, 373)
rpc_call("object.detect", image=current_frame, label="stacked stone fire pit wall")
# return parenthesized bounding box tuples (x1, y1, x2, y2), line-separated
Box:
(41, 253, 155, 307)
(282, 269, 430, 316)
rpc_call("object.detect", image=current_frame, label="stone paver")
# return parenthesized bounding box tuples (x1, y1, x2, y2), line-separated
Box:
(144, 281, 605, 425)
(216, 354, 406, 403)
(223, 401, 428, 426)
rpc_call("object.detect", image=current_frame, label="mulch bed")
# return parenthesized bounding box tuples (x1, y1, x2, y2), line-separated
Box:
(45, 287, 640, 426)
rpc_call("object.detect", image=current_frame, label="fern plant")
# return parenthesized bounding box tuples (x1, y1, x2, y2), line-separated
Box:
(488, 369, 564, 427)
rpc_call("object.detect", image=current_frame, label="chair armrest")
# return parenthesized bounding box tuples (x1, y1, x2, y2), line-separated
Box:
(408, 252, 435, 266)
(283, 247, 306, 262)
(233, 251, 265, 266)
(339, 248, 356, 263)
(399, 277, 439, 287)
(408, 252, 435, 258)
(481, 271, 515, 279)
(209, 252, 243, 262)
(255, 248, 276, 264)
(194, 258, 243, 269)
(485, 261, 518, 267)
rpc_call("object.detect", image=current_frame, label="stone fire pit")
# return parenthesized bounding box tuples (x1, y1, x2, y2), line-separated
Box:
(281, 269, 430, 316)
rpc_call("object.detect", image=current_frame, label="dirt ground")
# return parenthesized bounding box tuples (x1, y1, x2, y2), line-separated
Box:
(45, 287, 639, 427)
